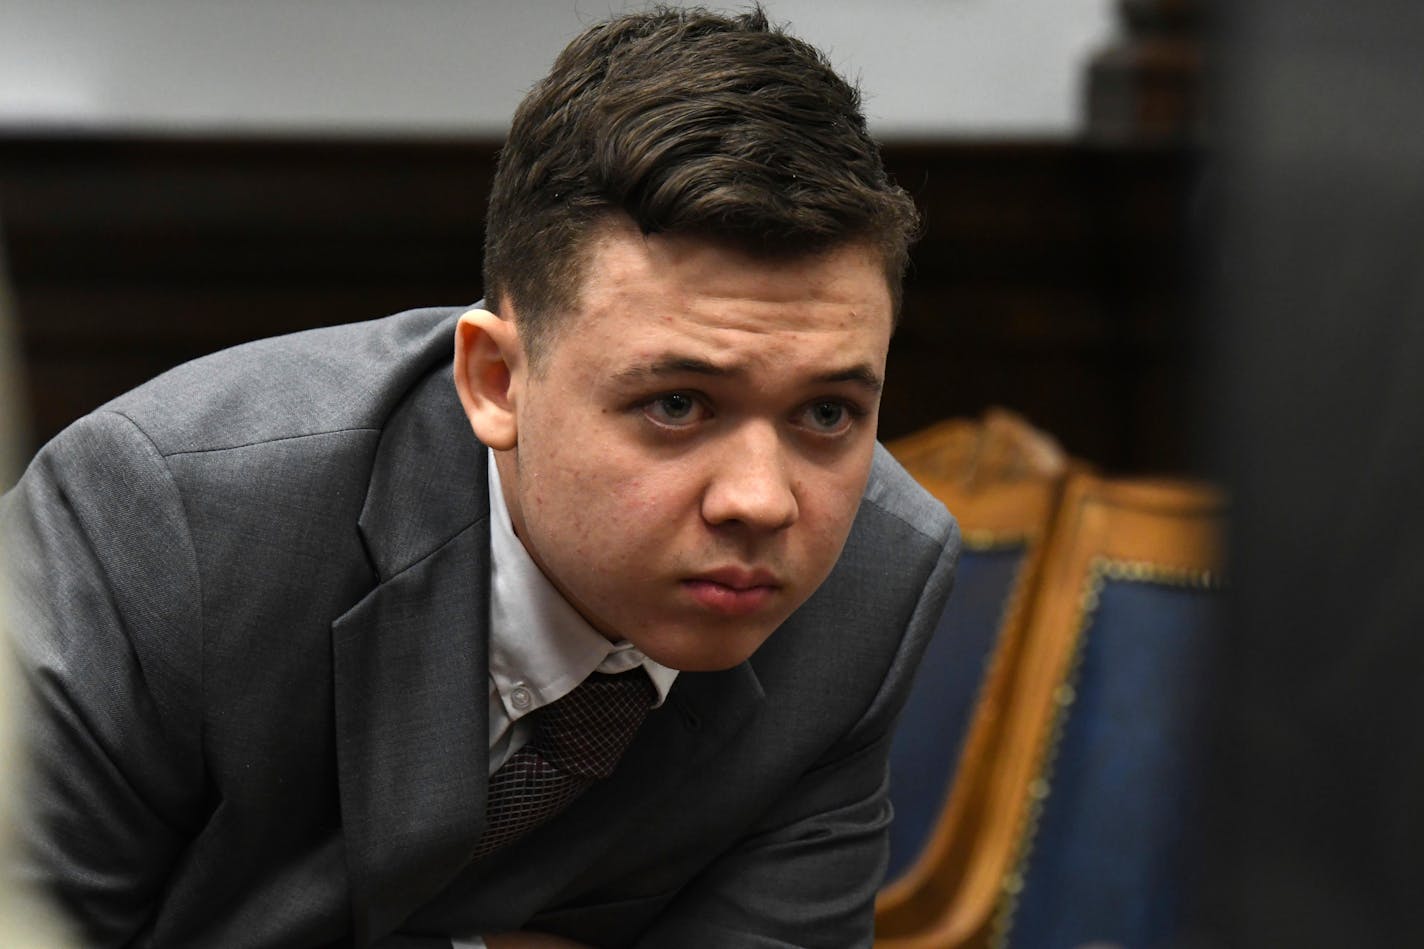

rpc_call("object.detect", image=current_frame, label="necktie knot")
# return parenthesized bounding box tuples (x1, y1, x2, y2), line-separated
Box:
(473, 665, 656, 860)
(534, 668, 657, 778)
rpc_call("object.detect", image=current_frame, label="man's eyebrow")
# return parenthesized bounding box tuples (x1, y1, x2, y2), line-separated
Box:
(612, 356, 735, 384)
(814, 365, 884, 393)
(612, 355, 883, 392)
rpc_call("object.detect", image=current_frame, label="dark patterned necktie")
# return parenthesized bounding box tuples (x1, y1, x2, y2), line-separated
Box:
(472, 667, 656, 860)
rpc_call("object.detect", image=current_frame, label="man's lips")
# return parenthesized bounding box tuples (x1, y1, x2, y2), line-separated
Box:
(682, 568, 782, 616)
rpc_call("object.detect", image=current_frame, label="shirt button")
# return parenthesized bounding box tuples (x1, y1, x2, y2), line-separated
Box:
(510, 686, 532, 711)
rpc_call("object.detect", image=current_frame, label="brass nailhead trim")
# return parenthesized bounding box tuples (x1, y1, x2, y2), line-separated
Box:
(991, 558, 1222, 948)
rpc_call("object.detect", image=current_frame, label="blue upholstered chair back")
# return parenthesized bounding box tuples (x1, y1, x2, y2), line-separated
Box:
(886, 543, 1028, 883)
(875, 475, 1222, 949)
(996, 561, 1222, 949)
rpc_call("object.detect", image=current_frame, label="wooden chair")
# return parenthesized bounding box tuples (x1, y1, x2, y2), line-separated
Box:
(876, 473, 1225, 949)
(881, 410, 1071, 889)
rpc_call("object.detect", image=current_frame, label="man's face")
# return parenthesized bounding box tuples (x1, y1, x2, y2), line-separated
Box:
(482, 221, 894, 671)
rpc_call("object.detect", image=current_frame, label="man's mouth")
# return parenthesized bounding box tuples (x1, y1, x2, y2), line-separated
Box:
(682, 567, 782, 616)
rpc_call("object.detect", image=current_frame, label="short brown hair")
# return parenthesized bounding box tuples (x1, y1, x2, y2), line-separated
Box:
(482, 4, 920, 362)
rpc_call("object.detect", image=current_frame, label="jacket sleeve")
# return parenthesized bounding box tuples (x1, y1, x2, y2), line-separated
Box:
(2, 410, 205, 946)
(634, 518, 960, 949)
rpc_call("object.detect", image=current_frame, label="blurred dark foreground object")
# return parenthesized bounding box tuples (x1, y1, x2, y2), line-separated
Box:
(1202, 0, 1424, 944)
(0, 226, 72, 946)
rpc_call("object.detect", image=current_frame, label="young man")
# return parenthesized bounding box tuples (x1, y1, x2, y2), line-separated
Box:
(1, 7, 958, 948)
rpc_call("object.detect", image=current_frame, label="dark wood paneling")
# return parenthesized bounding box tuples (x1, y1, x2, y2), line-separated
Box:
(0, 134, 1198, 472)
(881, 142, 1199, 470)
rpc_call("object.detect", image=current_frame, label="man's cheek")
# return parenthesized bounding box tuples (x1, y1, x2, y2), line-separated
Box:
(601, 471, 669, 523)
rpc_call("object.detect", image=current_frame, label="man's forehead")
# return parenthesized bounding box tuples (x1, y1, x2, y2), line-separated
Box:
(573, 218, 892, 300)
(518, 220, 895, 375)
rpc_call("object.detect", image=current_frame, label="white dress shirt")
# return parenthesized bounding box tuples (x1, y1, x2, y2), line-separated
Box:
(453, 450, 679, 949)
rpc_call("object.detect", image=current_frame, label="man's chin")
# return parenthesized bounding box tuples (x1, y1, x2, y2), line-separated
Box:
(629, 622, 782, 673)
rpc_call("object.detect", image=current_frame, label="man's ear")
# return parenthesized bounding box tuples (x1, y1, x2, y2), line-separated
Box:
(453, 308, 523, 451)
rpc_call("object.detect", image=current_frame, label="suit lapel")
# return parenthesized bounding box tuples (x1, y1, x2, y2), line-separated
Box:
(331, 365, 494, 945)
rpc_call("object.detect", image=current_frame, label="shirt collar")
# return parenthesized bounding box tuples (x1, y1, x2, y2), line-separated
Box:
(486, 448, 678, 722)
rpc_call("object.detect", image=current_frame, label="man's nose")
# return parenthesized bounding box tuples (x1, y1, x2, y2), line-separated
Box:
(701, 422, 799, 532)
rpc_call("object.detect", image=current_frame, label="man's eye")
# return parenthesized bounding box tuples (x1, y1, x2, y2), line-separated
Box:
(800, 400, 855, 434)
(643, 393, 706, 428)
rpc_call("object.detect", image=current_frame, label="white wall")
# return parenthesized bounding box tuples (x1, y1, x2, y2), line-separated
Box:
(0, 0, 1115, 139)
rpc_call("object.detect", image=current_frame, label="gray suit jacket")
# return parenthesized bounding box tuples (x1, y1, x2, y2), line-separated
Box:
(1, 307, 959, 949)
